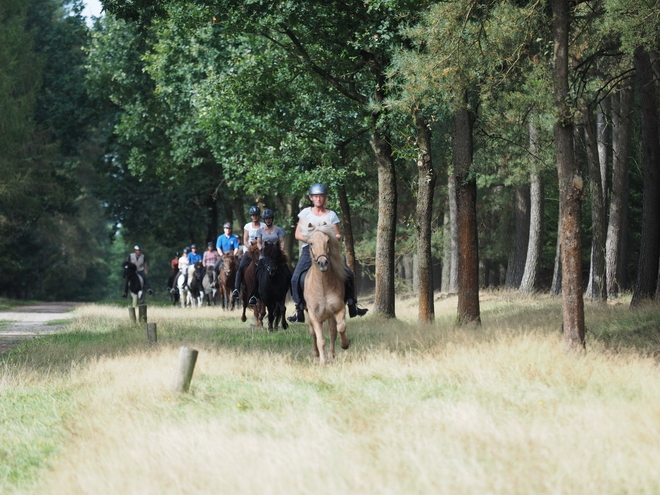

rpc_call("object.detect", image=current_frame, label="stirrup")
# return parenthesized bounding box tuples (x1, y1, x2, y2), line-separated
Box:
(348, 304, 368, 318)
(232, 289, 240, 299)
(287, 309, 305, 323)
(248, 296, 258, 306)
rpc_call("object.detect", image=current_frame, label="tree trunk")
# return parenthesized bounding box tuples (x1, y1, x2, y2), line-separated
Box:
(206, 192, 218, 244)
(505, 185, 530, 288)
(552, 0, 585, 351)
(597, 96, 609, 200)
(520, 121, 544, 294)
(413, 106, 436, 322)
(631, 47, 660, 306)
(443, 174, 459, 294)
(338, 184, 356, 277)
(606, 82, 632, 298)
(453, 104, 480, 325)
(371, 120, 397, 317)
(582, 105, 607, 302)
(551, 208, 562, 295)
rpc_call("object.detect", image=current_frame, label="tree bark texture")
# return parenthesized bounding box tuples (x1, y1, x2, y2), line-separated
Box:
(606, 83, 632, 298)
(445, 174, 459, 293)
(631, 47, 660, 306)
(453, 105, 480, 325)
(413, 107, 436, 322)
(338, 184, 356, 277)
(505, 185, 530, 288)
(552, 0, 585, 351)
(371, 123, 397, 317)
(520, 122, 544, 293)
(582, 106, 607, 302)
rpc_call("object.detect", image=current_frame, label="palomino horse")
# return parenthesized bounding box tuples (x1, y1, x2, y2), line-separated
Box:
(240, 243, 265, 327)
(304, 225, 349, 364)
(254, 241, 292, 332)
(217, 252, 238, 310)
(122, 260, 145, 308)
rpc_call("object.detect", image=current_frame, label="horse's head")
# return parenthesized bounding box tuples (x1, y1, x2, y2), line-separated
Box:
(122, 260, 137, 278)
(307, 229, 332, 272)
(248, 241, 260, 261)
(263, 241, 286, 276)
(221, 252, 237, 274)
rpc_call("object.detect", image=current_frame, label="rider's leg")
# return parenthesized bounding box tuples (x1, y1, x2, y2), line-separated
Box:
(288, 246, 311, 323)
(248, 264, 264, 306)
(140, 271, 153, 295)
(232, 255, 251, 298)
(344, 264, 368, 318)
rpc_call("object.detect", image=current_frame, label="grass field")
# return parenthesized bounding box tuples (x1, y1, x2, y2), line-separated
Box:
(2, 292, 660, 494)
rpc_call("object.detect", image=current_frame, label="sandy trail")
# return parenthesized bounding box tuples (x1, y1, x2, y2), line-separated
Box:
(0, 302, 79, 353)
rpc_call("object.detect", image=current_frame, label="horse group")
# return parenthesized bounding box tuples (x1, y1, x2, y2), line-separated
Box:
(123, 225, 351, 364)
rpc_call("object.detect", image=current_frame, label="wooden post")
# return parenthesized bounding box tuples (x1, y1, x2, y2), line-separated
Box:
(173, 346, 198, 393)
(138, 304, 147, 323)
(146, 323, 157, 344)
(128, 307, 136, 323)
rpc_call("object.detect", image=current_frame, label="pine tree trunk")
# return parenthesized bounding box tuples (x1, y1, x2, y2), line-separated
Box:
(505, 185, 530, 288)
(552, 0, 585, 351)
(631, 47, 660, 306)
(606, 82, 632, 298)
(371, 123, 397, 317)
(582, 105, 607, 302)
(448, 174, 459, 293)
(520, 122, 544, 293)
(413, 107, 436, 322)
(338, 184, 356, 277)
(453, 104, 480, 325)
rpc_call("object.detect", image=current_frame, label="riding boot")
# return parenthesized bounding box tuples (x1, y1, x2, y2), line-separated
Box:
(287, 305, 305, 323)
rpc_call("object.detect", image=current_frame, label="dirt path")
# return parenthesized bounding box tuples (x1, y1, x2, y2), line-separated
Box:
(0, 302, 80, 353)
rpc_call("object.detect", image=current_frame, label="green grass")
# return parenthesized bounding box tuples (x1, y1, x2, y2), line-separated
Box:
(1, 294, 660, 494)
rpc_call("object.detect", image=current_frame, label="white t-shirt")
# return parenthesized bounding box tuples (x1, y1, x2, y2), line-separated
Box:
(243, 222, 267, 251)
(298, 207, 340, 247)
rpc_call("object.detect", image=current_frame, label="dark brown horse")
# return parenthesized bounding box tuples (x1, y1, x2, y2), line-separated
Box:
(240, 243, 265, 327)
(218, 252, 238, 310)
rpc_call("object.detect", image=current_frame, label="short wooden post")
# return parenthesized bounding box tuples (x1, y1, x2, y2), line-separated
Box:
(173, 346, 198, 393)
(128, 307, 136, 323)
(138, 304, 147, 323)
(146, 323, 157, 344)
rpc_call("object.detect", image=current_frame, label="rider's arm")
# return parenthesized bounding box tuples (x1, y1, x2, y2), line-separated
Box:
(294, 219, 307, 243)
(332, 223, 341, 242)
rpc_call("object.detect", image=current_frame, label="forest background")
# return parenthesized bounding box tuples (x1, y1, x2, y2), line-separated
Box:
(2, 0, 659, 332)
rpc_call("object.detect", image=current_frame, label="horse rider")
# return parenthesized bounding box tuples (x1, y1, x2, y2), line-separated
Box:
(214, 221, 241, 275)
(167, 251, 180, 291)
(202, 241, 220, 284)
(178, 247, 191, 287)
(287, 183, 368, 323)
(248, 208, 287, 306)
(187, 244, 203, 265)
(123, 245, 153, 297)
(232, 206, 266, 299)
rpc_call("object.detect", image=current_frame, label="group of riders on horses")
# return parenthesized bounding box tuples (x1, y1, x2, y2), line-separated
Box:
(125, 183, 368, 321)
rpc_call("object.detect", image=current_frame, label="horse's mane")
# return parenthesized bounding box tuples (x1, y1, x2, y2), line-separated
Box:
(307, 226, 347, 282)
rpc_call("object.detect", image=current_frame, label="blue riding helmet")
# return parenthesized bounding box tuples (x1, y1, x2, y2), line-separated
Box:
(308, 183, 328, 195)
(249, 206, 260, 216)
(262, 208, 274, 219)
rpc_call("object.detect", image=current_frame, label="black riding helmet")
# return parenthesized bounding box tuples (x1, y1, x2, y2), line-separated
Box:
(262, 208, 274, 219)
(249, 206, 260, 216)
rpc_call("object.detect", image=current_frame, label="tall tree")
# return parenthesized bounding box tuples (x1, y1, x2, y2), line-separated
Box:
(630, 47, 660, 306)
(552, 0, 585, 351)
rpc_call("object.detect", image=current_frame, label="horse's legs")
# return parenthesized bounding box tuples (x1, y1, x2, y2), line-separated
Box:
(328, 317, 337, 362)
(337, 308, 350, 350)
(308, 314, 326, 364)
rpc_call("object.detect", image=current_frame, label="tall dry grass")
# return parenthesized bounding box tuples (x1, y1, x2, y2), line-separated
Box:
(3, 293, 660, 494)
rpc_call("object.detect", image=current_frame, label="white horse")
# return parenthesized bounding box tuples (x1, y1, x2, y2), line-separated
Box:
(176, 268, 192, 308)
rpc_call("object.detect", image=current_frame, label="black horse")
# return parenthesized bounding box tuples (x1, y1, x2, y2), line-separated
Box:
(254, 241, 292, 331)
(188, 261, 205, 307)
(122, 260, 145, 307)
